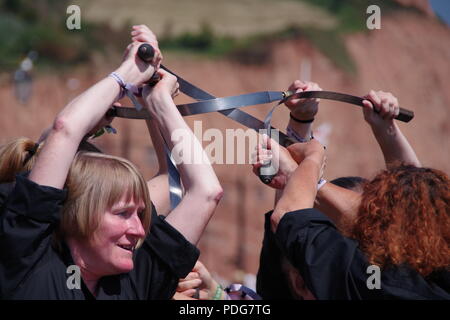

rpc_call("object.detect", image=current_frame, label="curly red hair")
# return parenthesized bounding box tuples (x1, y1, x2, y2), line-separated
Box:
(349, 164, 450, 277)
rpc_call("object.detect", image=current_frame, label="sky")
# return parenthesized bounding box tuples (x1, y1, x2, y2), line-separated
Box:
(429, 0, 450, 25)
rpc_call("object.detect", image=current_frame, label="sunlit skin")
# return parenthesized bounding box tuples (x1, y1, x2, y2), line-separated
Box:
(68, 194, 146, 294)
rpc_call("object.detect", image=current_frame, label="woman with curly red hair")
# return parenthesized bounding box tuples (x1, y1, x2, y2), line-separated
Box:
(268, 140, 449, 299)
(350, 164, 450, 279)
(254, 87, 449, 299)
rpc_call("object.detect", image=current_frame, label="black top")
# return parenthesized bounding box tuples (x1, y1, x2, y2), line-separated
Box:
(256, 211, 295, 299)
(0, 175, 199, 300)
(257, 209, 450, 300)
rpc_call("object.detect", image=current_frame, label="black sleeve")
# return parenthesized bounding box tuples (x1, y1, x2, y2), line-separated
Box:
(275, 208, 370, 300)
(0, 174, 67, 297)
(129, 206, 200, 300)
(256, 210, 295, 299)
(0, 182, 14, 209)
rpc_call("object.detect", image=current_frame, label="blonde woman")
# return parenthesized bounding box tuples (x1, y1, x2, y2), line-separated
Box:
(0, 30, 222, 299)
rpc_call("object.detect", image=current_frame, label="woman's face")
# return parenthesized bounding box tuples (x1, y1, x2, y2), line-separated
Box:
(78, 195, 146, 276)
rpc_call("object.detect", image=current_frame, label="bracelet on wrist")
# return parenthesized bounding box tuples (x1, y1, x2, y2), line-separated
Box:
(109, 72, 142, 110)
(212, 284, 224, 300)
(317, 178, 327, 190)
(290, 112, 314, 123)
(286, 126, 313, 143)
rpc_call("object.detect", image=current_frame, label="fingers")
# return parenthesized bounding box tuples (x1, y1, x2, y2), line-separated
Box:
(152, 69, 179, 94)
(131, 25, 158, 44)
(365, 90, 399, 120)
(130, 25, 163, 68)
(285, 80, 320, 120)
(180, 271, 200, 281)
(177, 278, 203, 291)
(125, 41, 162, 71)
(304, 81, 321, 104)
(179, 288, 196, 296)
(287, 80, 307, 92)
(179, 288, 209, 300)
(172, 292, 197, 300)
(366, 90, 382, 112)
(362, 99, 373, 110)
(192, 260, 206, 272)
(380, 97, 391, 118)
(304, 81, 322, 92)
(251, 142, 273, 175)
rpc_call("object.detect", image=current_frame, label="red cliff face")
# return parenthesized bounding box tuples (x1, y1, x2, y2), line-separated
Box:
(0, 5, 448, 284)
(394, 0, 435, 16)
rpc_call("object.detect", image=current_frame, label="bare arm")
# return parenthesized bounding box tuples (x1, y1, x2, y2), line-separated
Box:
(29, 43, 158, 189)
(145, 119, 171, 216)
(271, 140, 325, 233)
(314, 182, 361, 230)
(273, 80, 321, 206)
(143, 70, 223, 245)
(133, 25, 172, 216)
(29, 76, 121, 188)
(363, 90, 420, 168)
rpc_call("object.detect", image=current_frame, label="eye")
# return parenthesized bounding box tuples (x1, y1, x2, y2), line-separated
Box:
(116, 211, 130, 217)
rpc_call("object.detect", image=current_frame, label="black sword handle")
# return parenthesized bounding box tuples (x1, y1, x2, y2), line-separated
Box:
(137, 43, 155, 62)
(394, 107, 414, 123)
(137, 43, 160, 86)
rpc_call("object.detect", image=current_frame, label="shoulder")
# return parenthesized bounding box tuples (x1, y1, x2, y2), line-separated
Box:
(6, 248, 73, 299)
(377, 266, 450, 299)
(0, 182, 14, 207)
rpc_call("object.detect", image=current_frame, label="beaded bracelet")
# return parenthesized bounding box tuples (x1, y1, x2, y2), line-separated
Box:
(212, 284, 223, 300)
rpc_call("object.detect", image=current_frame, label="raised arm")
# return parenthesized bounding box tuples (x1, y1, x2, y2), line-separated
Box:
(284, 80, 321, 143)
(271, 140, 325, 233)
(362, 90, 420, 168)
(131, 25, 172, 216)
(142, 70, 223, 245)
(275, 80, 321, 204)
(144, 118, 172, 216)
(313, 182, 361, 229)
(29, 42, 159, 188)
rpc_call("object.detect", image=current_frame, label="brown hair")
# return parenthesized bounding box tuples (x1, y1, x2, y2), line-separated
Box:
(0, 137, 42, 183)
(57, 152, 152, 248)
(348, 164, 450, 277)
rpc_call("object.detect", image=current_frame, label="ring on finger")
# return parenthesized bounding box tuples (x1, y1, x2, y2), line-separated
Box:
(193, 287, 200, 299)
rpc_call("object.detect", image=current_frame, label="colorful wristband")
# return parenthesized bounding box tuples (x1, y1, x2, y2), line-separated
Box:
(317, 178, 327, 190)
(286, 126, 313, 143)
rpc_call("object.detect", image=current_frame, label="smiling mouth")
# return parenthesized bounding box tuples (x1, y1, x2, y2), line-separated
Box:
(118, 244, 135, 252)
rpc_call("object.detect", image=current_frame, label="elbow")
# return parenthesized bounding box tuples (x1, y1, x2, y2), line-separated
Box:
(191, 183, 224, 204)
(52, 115, 73, 138)
(270, 208, 285, 233)
(213, 186, 224, 203)
(208, 184, 224, 203)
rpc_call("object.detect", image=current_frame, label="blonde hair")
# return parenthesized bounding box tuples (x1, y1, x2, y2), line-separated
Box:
(56, 152, 152, 248)
(0, 137, 42, 183)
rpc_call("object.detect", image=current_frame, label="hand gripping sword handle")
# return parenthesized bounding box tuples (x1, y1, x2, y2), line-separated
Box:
(137, 43, 160, 86)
